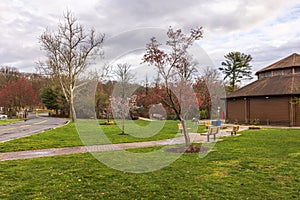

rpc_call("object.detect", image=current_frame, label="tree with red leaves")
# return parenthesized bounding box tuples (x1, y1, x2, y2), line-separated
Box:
(0, 78, 39, 114)
(194, 66, 226, 120)
(143, 27, 203, 147)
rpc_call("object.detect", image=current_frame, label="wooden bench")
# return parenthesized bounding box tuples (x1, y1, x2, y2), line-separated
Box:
(177, 123, 183, 133)
(228, 125, 240, 136)
(204, 121, 210, 129)
(201, 126, 220, 142)
(177, 123, 191, 134)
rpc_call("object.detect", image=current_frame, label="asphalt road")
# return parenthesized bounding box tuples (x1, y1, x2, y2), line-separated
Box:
(0, 115, 69, 142)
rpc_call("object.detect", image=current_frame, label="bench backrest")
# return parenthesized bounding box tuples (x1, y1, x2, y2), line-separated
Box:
(177, 123, 183, 130)
(204, 121, 210, 127)
(233, 126, 239, 132)
(208, 126, 219, 135)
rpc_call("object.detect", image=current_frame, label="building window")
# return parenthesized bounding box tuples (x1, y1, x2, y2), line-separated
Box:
(295, 67, 300, 74)
(259, 71, 272, 79)
(259, 69, 292, 79)
(273, 69, 292, 76)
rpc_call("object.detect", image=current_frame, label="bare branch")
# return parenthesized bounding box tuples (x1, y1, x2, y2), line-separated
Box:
(38, 10, 105, 121)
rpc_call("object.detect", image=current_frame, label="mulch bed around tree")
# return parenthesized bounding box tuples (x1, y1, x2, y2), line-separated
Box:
(164, 145, 210, 153)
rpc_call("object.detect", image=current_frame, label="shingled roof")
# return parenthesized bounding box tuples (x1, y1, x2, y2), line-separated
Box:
(226, 53, 300, 98)
(227, 74, 300, 98)
(256, 53, 300, 75)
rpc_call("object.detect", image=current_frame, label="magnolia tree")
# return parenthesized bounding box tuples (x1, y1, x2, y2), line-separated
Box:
(143, 27, 203, 147)
(110, 96, 130, 128)
(111, 63, 135, 134)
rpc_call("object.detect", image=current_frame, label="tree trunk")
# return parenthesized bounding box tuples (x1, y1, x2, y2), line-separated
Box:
(70, 103, 75, 122)
(122, 116, 125, 134)
(70, 90, 76, 122)
(181, 119, 190, 146)
(121, 104, 125, 134)
(107, 112, 110, 122)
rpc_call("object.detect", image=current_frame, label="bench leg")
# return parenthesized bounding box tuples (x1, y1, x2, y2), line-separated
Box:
(231, 131, 237, 136)
(207, 135, 209, 142)
(214, 134, 216, 141)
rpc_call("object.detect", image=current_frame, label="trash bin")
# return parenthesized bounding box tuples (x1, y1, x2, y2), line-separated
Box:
(211, 120, 221, 126)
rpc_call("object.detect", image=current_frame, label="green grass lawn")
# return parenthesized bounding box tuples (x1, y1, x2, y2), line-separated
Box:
(0, 120, 205, 152)
(0, 128, 299, 199)
(0, 123, 82, 152)
(0, 118, 23, 125)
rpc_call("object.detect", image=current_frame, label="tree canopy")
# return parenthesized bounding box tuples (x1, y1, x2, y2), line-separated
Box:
(0, 78, 39, 111)
(219, 52, 253, 92)
(143, 26, 203, 146)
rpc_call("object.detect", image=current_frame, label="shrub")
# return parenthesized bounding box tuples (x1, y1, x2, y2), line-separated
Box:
(248, 126, 261, 130)
(199, 109, 208, 119)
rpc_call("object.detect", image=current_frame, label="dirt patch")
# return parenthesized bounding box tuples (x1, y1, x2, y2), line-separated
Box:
(164, 145, 210, 153)
(118, 133, 129, 136)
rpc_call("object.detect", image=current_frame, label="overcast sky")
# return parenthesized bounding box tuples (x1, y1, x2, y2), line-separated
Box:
(1, 0, 300, 80)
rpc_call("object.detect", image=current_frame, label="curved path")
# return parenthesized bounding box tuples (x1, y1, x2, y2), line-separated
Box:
(0, 126, 248, 162)
(0, 116, 68, 143)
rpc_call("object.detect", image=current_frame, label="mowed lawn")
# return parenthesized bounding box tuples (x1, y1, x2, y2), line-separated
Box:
(0, 127, 299, 199)
(0, 120, 204, 152)
(0, 119, 23, 125)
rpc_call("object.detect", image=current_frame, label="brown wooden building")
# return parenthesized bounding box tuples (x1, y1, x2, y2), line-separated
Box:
(226, 53, 300, 126)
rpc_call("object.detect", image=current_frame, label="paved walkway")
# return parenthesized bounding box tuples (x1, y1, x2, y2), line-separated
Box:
(0, 126, 248, 162)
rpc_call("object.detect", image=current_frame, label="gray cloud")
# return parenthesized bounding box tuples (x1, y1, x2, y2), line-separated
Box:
(0, 0, 299, 77)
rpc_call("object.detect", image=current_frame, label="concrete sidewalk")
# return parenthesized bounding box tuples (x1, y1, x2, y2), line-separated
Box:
(0, 127, 246, 162)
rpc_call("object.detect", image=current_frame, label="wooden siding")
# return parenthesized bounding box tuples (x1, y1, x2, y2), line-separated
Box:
(294, 99, 300, 126)
(227, 99, 246, 123)
(249, 97, 290, 125)
(227, 96, 293, 126)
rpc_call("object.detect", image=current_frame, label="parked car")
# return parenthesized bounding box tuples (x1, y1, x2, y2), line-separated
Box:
(0, 114, 8, 120)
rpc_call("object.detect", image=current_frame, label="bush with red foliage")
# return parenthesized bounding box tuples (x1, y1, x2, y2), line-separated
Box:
(0, 78, 39, 111)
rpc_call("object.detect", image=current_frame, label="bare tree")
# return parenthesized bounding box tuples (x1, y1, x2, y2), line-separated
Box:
(194, 66, 222, 119)
(112, 63, 135, 134)
(38, 11, 105, 121)
(0, 66, 20, 89)
(143, 27, 203, 147)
